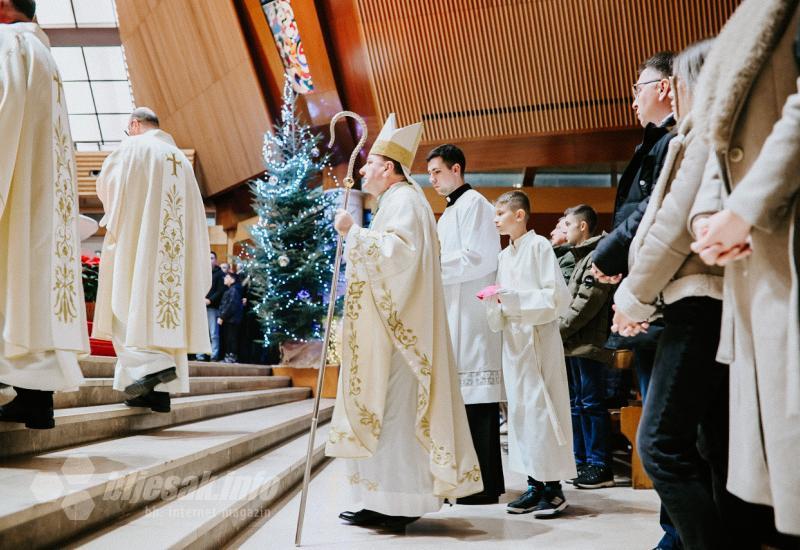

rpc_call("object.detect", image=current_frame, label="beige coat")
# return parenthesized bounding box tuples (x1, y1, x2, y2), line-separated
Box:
(614, 117, 723, 322)
(325, 182, 483, 500)
(689, 0, 800, 536)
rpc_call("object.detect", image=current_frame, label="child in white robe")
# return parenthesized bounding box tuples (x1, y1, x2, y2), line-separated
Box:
(481, 191, 576, 517)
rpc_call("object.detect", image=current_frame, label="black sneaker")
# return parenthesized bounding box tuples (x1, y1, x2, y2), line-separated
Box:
(506, 484, 543, 514)
(565, 463, 588, 485)
(532, 484, 568, 518)
(574, 464, 615, 489)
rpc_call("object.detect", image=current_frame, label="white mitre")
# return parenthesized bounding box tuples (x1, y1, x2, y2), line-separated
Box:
(369, 113, 424, 185)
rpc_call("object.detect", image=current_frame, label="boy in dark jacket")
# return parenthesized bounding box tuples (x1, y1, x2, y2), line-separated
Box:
(217, 273, 244, 364)
(559, 205, 616, 490)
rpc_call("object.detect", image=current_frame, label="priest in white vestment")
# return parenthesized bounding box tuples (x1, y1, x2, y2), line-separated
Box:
(427, 144, 504, 504)
(326, 114, 482, 529)
(0, 2, 89, 429)
(483, 191, 576, 518)
(94, 108, 211, 413)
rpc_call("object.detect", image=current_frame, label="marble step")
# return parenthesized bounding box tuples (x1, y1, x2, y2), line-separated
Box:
(54, 376, 291, 409)
(79, 356, 275, 378)
(0, 398, 335, 549)
(70, 424, 331, 550)
(0, 387, 311, 458)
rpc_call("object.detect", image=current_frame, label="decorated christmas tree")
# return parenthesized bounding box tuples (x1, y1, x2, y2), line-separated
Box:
(244, 80, 337, 352)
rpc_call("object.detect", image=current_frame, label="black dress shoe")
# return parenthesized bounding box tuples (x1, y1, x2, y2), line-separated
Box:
(124, 390, 171, 413)
(339, 509, 387, 525)
(338, 509, 419, 528)
(456, 493, 500, 505)
(0, 387, 55, 429)
(123, 367, 177, 398)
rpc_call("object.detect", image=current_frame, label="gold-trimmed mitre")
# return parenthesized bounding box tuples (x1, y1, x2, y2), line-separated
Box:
(369, 113, 424, 173)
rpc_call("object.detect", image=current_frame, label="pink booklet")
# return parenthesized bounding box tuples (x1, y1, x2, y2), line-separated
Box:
(476, 285, 501, 301)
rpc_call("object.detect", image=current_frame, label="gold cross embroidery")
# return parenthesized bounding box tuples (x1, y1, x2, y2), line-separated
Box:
(53, 73, 62, 105)
(166, 153, 181, 176)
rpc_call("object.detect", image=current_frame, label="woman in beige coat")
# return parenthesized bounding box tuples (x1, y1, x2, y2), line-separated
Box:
(612, 41, 761, 550)
(688, 0, 800, 541)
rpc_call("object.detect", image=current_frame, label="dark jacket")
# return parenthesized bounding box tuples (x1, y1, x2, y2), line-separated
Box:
(206, 265, 226, 309)
(559, 234, 614, 363)
(593, 116, 676, 276)
(554, 244, 575, 283)
(219, 283, 244, 324)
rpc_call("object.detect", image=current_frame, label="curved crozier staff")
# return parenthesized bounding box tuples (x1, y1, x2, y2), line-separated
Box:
(295, 110, 367, 547)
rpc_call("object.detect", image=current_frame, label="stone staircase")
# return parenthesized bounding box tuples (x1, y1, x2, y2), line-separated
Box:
(0, 356, 334, 549)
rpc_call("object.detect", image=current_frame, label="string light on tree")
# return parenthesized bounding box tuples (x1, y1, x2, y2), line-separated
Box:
(242, 78, 339, 348)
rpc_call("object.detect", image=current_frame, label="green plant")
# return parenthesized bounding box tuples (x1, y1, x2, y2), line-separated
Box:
(81, 255, 100, 302)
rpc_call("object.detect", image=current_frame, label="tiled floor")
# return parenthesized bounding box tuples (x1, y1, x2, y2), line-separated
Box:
(235, 455, 662, 550)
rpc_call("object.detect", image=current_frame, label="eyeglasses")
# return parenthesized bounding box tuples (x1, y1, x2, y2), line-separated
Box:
(122, 119, 138, 137)
(631, 79, 661, 98)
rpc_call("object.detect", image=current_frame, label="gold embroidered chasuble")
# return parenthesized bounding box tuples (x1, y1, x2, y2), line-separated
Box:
(0, 23, 88, 390)
(93, 130, 211, 388)
(325, 181, 483, 499)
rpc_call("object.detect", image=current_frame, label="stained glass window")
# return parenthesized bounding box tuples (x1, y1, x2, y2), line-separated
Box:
(262, 0, 314, 94)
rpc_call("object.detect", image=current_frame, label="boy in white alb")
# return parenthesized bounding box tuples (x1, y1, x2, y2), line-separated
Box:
(481, 191, 576, 517)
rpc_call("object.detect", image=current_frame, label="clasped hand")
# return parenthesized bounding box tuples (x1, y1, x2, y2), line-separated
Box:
(611, 305, 649, 337)
(690, 210, 752, 266)
(591, 263, 623, 284)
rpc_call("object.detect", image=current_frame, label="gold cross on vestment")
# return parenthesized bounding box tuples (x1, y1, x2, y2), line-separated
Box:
(166, 153, 181, 176)
(53, 73, 62, 105)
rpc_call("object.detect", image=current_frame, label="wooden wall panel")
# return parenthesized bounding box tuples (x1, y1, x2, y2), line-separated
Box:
(354, 0, 741, 143)
(115, 0, 271, 196)
(423, 186, 616, 215)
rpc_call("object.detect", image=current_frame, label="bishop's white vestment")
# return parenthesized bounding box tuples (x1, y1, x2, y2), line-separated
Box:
(486, 230, 576, 481)
(94, 129, 211, 394)
(437, 186, 502, 404)
(0, 23, 88, 392)
(326, 181, 483, 515)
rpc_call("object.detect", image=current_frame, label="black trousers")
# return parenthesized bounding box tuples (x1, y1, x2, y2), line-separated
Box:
(222, 322, 240, 357)
(463, 402, 505, 499)
(638, 297, 763, 550)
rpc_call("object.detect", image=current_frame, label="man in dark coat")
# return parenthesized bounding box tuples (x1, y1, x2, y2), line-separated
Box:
(593, 51, 677, 279)
(591, 51, 681, 550)
(198, 251, 225, 361)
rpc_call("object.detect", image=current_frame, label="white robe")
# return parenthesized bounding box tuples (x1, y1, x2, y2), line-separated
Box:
(0, 23, 88, 392)
(345, 350, 443, 516)
(437, 188, 503, 404)
(486, 231, 576, 481)
(94, 129, 211, 394)
(326, 181, 483, 512)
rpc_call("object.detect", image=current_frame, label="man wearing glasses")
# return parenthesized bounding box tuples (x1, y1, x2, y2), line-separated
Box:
(93, 107, 212, 414)
(592, 51, 676, 283)
(590, 51, 681, 550)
